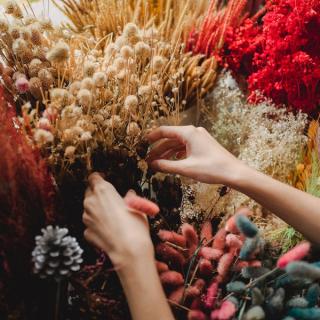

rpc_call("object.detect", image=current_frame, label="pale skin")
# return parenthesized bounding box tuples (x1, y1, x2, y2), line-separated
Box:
(83, 125, 320, 320)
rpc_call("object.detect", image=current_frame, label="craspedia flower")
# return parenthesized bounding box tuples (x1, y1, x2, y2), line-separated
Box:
(33, 128, 54, 145)
(81, 77, 95, 90)
(152, 55, 166, 72)
(135, 41, 151, 58)
(29, 58, 43, 77)
(46, 41, 70, 63)
(29, 77, 43, 99)
(93, 72, 106, 88)
(30, 25, 42, 45)
(12, 38, 27, 57)
(0, 18, 9, 32)
(120, 45, 134, 59)
(32, 225, 83, 280)
(126, 122, 141, 136)
(124, 95, 138, 112)
(77, 89, 92, 107)
(83, 61, 96, 77)
(123, 22, 139, 38)
(38, 69, 54, 90)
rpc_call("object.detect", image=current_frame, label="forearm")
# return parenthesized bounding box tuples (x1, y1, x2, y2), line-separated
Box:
(228, 163, 320, 245)
(117, 247, 174, 320)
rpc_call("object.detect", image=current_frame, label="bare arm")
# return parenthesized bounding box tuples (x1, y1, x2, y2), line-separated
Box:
(147, 125, 320, 245)
(83, 173, 174, 320)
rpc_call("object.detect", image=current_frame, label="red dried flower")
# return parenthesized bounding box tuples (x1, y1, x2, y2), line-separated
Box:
(224, 0, 320, 114)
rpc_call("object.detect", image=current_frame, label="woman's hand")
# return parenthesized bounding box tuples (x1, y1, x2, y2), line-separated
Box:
(82, 173, 159, 267)
(146, 125, 242, 185)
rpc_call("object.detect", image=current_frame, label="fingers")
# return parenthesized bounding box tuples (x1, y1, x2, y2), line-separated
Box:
(149, 158, 189, 175)
(146, 126, 194, 144)
(88, 172, 105, 189)
(124, 191, 160, 217)
(147, 138, 184, 162)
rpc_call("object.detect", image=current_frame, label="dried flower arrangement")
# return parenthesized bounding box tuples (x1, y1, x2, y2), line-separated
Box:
(155, 209, 320, 319)
(223, 0, 320, 114)
(1, 0, 320, 319)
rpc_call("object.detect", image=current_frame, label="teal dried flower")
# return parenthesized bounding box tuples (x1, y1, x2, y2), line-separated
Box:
(239, 236, 261, 260)
(226, 281, 246, 294)
(243, 305, 265, 320)
(251, 287, 264, 306)
(286, 297, 308, 308)
(32, 225, 83, 280)
(267, 288, 285, 316)
(235, 215, 258, 238)
(306, 284, 320, 307)
(286, 262, 320, 281)
(288, 307, 320, 320)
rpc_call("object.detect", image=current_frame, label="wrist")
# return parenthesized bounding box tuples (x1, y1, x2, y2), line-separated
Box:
(109, 238, 155, 272)
(224, 160, 254, 190)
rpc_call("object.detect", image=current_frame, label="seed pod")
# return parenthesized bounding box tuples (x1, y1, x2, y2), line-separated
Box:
(236, 215, 258, 238)
(277, 242, 311, 269)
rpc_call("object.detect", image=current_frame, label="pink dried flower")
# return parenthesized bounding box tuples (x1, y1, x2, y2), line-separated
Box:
(155, 261, 169, 273)
(225, 216, 239, 234)
(169, 285, 201, 304)
(204, 280, 219, 309)
(158, 230, 186, 247)
(226, 234, 243, 249)
(188, 310, 207, 320)
(181, 223, 199, 255)
(160, 270, 184, 287)
(249, 260, 262, 267)
(201, 221, 213, 242)
(156, 243, 186, 268)
(199, 258, 214, 277)
(213, 229, 227, 250)
(277, 242, 311, 269)
(217, 253, 234, 278)
(200, 247, 224, 261)
(211, 300, 237, 320)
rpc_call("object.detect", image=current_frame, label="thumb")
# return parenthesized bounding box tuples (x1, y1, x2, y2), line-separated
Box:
(124, 191, 159, 217)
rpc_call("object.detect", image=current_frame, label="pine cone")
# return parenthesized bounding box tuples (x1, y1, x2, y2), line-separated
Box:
(32, 225, 83, 280)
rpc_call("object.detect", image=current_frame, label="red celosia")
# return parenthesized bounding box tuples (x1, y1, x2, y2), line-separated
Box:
(277, 242, 311, 269)
(224, 0, 320, 114)
(0, 86, 56, 312)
